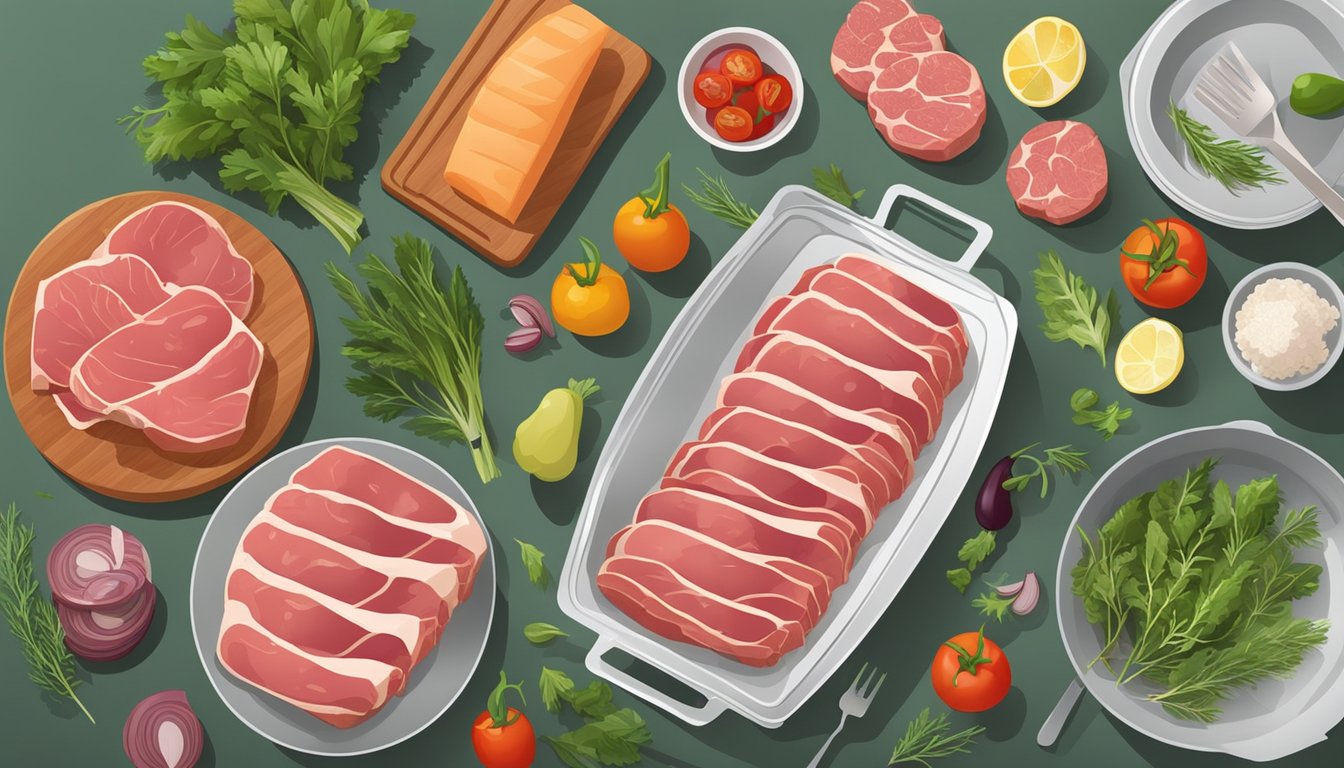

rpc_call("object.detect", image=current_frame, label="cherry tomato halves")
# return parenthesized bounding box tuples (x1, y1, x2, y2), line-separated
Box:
(693, 72, 733, 108)
(471, 672, 536, 768)
(931, 628, 1012, 713)
(720, 48, 763, 87)
(755, 74, 794, 113)
(713, 106, 754, 142)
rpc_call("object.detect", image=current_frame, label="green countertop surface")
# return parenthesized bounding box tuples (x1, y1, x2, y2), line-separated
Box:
(2, 0, 1342, 765)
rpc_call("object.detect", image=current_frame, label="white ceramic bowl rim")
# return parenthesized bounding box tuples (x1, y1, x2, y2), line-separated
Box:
(676, 26, 804, 153)
(1221, 261, 1344, 391)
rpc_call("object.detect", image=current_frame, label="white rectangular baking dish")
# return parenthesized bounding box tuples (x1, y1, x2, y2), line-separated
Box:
(557, 185, 1017, 727)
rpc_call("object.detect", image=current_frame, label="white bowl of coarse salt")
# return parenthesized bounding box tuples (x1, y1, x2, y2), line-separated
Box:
(1223, 262, 1343, 391)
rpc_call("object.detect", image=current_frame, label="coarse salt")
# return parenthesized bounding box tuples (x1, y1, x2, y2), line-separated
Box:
(1234, 277, 1339, 380)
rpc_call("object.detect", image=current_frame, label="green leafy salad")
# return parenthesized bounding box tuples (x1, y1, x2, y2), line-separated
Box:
(1072, 459, 1328, 723)
(122, 0, 416, 252)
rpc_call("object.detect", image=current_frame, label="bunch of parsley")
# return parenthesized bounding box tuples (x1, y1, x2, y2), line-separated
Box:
(1073, 459, 1328, 722)
(121, 0, 415, 252)
(538, 668, 653, 768)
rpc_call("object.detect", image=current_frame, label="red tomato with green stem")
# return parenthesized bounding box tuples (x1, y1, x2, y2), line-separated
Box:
(471, 672, 536, 768)
(720, 48, 763, 86)
(755, 74, 793, 113)
(931, 627, 1011, 712)
(1119, 218, 1207, 309)
(693, 72, 733, 108)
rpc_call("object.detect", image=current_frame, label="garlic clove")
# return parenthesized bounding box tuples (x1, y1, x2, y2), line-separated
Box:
(508, 295, 555, 338)
(1011, 571, 1040, 616)
(504, 326, 543, 354)
(995, 578, 1025, 598)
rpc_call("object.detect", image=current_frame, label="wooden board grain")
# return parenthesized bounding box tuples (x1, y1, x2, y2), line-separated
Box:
(382, 0, 650, 268)
(3, 191, 314, 503)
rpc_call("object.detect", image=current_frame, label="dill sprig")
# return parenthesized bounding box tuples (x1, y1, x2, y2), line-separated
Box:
(1168, 101, 1284, 191)
(681, 169, 759, 229)
(888, 708, 984, 766)
(0, 504, 93, 723)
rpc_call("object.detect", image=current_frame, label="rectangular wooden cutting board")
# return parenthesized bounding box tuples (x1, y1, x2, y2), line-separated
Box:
(382, 0, 651, 268)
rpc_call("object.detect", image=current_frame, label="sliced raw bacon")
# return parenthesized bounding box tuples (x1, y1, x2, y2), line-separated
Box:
(833, 254, 969, 358)
(94, 201, 254, 318)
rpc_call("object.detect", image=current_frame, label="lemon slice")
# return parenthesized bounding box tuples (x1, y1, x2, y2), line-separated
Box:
(1116, 318, 1184, 394)
(1003, 16, 1086, 108)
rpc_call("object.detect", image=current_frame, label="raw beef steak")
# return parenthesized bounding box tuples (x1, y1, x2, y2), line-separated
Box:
(831, 0, 945, 101)
(1006, 120, 1108, 225)
(867, 50, 986, 161)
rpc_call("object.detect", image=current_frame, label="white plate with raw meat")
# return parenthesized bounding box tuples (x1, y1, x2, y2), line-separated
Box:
(558, 185, 1016, 727)
(189, 438, 495, 756)
(3, 190, 313, 502)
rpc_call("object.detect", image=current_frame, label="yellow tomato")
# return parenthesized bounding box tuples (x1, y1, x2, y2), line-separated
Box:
(551, 237, 630, 336)
(613, 197, 690, 272)
(612, 152, 691, 272)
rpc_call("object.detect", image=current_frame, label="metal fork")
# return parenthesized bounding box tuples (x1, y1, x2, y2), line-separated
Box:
(805, 664, 887, 768)
(1193, 42, 1344, 225)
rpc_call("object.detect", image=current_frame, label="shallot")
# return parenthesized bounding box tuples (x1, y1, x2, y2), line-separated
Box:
(1012, 572, 1040, 616)
(508, 294, 555, 338)
(47, 524, 151, 608)
(123, 690, 204, 768)
(504, 326, 543, 354)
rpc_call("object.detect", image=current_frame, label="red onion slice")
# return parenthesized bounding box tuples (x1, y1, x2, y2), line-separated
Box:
(124, 690, 204, 768)
(48, 524, 151, 609)
(58, 582, 157, 661)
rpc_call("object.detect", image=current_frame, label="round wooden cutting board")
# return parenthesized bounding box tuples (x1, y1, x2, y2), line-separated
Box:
(4, 191, 314, 503)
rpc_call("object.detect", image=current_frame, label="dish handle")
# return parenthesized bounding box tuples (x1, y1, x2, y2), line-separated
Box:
(871, 184, 993, 271)
(586, 637, 728, 726)
(1220, 420, 1276, 436)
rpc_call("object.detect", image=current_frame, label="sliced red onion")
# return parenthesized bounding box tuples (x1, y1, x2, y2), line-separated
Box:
(505, 326, 543, 354)
(58, 582, 156, 661)
(48, 524, 151, 609)
(1012, 572, 1041, 616)
(123, 690, 204, 768)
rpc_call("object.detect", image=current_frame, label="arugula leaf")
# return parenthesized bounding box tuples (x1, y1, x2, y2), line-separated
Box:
(1034, 251, 1118, 367)
(957, 531, 997, 571)
(516, 539, 549, 589)
(124, 1, 416, 251)
(544, 709, 652, 768)
(888, 708, 984, 766)
(972, 591, 1016, 622)
(538, 666, 575, 713)
(524, 622, 568, 644)
(946, 568, 973, 594)
(1069, 387, 1132, 440)
(812, 164, 866, 209)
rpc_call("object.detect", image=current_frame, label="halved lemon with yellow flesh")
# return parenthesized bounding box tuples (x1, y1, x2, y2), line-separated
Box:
(1116, 318, 1184, 395)
(1003, 16, 1086, 108)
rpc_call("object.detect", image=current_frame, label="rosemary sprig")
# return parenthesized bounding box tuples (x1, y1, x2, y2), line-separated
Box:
(1167, 101, 1284, 191)
(812, 163, 866, 209)
(0, 504, 94, 723)
(1002, 443, 1090, 498)
(681, 168, 759, 229)
(888, 708, 985, 766)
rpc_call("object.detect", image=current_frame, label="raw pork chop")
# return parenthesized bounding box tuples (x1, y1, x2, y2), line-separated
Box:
(94, 201, 255, 318)
(68, 287, 262, 453)
(867, 50, 986, 162)
(1006, 120, 1108, 225)
(30, 253, 170, 391)
(831, 0, 945, 100)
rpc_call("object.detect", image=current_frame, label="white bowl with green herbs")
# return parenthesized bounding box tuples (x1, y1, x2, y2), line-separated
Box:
(1053, 421, 1343, 761)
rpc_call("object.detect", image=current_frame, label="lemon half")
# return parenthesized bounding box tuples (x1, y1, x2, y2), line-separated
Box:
(1003, 16, 1086, 108)
(1116, 318, 1184, 395)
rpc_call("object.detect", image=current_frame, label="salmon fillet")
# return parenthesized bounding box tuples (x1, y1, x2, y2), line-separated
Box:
(443, 4, 609, 222)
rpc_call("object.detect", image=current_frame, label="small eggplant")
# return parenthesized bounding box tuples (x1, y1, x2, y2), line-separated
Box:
(976, 456, 1016, 530)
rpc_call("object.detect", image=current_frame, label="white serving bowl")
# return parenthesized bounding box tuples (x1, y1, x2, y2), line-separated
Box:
(677, 27, 804, 152)
(1222, 262, 1344, 391)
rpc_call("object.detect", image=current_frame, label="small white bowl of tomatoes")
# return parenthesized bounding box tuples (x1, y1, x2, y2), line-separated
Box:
(678, 27, 803, 152)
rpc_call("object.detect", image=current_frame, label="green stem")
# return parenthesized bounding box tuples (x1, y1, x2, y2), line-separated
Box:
(638, 152, 673, 218)
(275, 159, 364, 252)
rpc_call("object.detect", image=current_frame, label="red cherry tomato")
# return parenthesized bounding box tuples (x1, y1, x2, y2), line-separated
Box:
(731, 89, 775, 139)
(754, 74, 793, 113)
(931, 628, 1012, 713)
(720, 48, 763, 87)
(693, 72, 733, 108)
(713, 106, 754, 142)
(471, 673, 536, 768)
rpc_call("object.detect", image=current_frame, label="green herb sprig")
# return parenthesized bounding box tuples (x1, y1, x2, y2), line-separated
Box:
(1002, 443, 1090, 498)
(682, 169, 759, 229)
(0, 504, 94, 724)
(326, 234, 499, 483)
(537, 668, 652, 767)
(516, 539, 548, 589)
(1168, 102, 1284, 191)
(1073, 459, 1329, 722)
(1070, 388, 1132, 441)
(122, 2, 416, 252)
(972, 590, 1016, 622)
(888, 708, 985, 766)
(1034, 252, 1118, 367)
(812, 164, 866, 209)
(947, 531, 997, 593)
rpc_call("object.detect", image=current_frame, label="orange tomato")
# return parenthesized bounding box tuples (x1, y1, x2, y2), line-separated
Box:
(552, 237, 630, 336)
(613, 153, 691, 272)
